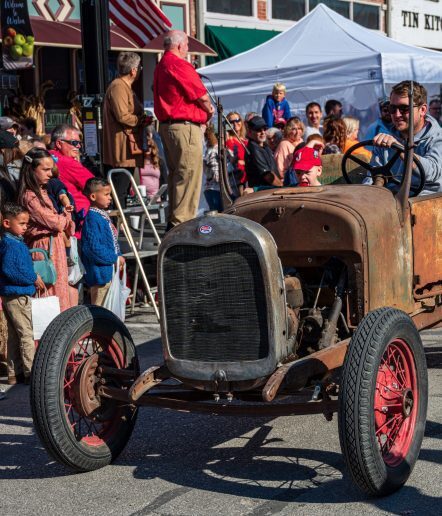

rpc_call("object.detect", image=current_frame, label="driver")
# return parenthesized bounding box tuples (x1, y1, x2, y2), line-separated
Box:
(371, 81, 442, 195)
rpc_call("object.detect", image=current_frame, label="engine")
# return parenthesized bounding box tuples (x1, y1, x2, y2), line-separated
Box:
(158, 213, 350, 392)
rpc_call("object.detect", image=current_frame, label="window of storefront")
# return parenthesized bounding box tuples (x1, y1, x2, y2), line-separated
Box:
(272, 0, 305, 21)
(206, 0, 253, 16)
(39, 47, 72, 109)
(161, 2, 187, 31)
(353, 3, 380, 30)
(270, 1, 381, 30)
(309, 0, 350, 18)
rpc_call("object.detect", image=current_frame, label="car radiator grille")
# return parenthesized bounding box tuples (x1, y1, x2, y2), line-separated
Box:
(163, 243, 269, 362)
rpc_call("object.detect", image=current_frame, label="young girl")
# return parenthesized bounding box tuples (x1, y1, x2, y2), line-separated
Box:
(18, 148, 75, 312)
(139, 137, 161, 198)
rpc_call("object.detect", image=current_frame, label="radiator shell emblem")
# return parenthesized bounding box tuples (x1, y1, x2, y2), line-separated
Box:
(199, 224, 213, 234)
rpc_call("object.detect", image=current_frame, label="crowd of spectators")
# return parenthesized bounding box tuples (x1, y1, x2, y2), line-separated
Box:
(0, 41, 441, 393)
(0, 121, 131, 387)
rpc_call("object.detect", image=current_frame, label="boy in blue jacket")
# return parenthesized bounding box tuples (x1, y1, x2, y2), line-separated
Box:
(0, 203, 45, 384)
(262, 82, 291, 128)
(81, 178, 125, 305)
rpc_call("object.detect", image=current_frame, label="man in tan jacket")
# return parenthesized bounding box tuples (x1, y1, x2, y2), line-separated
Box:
(103, 52, 145, 207)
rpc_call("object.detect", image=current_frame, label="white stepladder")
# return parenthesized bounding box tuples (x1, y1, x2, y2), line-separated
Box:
(107, 168, 163, 321)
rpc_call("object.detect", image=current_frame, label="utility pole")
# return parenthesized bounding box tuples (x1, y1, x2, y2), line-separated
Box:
(79, 0, 110, 176)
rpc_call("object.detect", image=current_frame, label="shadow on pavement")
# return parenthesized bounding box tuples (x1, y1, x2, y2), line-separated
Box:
(0, 332, 440, 514)
(425, 345, 442, 369)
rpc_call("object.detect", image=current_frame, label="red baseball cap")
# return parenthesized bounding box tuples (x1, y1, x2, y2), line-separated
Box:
(292, 146, 322, 170)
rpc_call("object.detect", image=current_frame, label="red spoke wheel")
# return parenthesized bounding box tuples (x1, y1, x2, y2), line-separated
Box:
(338, 308, 427, 496)
(31, 306, 139, 472)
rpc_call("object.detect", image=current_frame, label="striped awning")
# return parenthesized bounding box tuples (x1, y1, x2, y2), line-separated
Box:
(0, 17, 216, 56)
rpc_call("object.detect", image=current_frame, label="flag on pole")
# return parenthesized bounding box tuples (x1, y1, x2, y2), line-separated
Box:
(109, 0, 172, 47)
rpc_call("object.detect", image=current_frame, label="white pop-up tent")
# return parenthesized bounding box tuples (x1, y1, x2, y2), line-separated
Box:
(199, 4, 442, 130)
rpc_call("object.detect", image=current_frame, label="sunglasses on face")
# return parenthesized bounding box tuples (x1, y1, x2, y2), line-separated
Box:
(228, 118, 241, 124)
(60, 139, 82, 148)
(388, 104, 418, 115)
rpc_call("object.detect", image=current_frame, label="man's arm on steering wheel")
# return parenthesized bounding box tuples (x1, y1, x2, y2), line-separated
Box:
(374, 132, 442, 186)
(373, 132, 420, 171)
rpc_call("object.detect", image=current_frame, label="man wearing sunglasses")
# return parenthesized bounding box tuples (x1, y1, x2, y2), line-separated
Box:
(245, 116, 282, 188)
(50, 124, 94, 237)
(370, 80, 442, 195)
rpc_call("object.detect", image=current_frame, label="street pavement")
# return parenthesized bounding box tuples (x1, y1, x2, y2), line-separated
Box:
(0, 308, 441, 516)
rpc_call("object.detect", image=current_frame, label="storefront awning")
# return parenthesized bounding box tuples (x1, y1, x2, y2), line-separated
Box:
(0, 17, 216, 56)
(204, 25, 280, 64)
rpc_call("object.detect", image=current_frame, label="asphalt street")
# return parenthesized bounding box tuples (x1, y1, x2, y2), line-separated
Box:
(0, 308, 441, 516)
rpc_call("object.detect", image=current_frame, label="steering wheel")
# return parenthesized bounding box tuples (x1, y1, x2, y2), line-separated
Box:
(341, 140, 425, 196)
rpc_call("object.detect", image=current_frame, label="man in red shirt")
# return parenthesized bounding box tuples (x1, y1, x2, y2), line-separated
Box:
(50, 124, 95, 238)
(154, 30, 214, 229)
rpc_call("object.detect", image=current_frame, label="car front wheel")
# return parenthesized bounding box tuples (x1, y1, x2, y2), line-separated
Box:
(338, 307, 427, 496)
(31, 305, 139, 472)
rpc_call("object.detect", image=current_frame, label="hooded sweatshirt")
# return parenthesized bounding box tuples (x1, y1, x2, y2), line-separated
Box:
(262, 95, 291, 128)
(371, 115, 442, 195)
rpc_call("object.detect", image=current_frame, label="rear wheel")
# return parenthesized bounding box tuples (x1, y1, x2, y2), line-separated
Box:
(338, 307, 427, 496)
(31, 305, 139, 472)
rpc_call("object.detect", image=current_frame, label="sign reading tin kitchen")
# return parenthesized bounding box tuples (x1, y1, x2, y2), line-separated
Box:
(390, 0, 442, 50)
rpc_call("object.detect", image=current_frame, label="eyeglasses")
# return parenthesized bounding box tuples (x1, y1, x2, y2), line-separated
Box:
(60, 139, 82, 148)
(253, 127, 267, 133)
(388, 104, 419, 115)
(228, 118, 241, 124)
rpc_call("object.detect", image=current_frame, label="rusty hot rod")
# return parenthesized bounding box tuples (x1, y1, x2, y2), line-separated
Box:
(30, 133, 440, 497)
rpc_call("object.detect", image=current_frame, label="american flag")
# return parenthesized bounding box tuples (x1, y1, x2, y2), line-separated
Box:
(109, 0, 172, 47)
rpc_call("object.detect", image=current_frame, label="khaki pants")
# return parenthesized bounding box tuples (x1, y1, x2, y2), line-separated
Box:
(2, 295, 35, 378)
(159, 122, 203, 226)
(90, 282, 111, 306)
(0, 308, 7, 362)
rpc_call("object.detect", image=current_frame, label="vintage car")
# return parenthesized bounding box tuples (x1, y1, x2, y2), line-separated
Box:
(30, 138, 439, 497)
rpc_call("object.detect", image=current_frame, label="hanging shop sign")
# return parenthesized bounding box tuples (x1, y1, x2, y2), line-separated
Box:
(1, 0, 35, 70)
(390, 0, 442, 50)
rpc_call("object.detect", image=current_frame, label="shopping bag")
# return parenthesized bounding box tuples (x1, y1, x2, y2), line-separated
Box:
(102, 263, 131, 322)
(68, 236, 85, 286)
(31, 294, 61, 340)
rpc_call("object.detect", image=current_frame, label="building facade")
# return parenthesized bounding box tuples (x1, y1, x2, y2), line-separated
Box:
(200, 0, 387, 64)
(198, 0, 442, 66)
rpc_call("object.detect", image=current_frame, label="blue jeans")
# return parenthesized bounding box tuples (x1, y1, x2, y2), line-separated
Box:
(204, 190, 222, 212)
